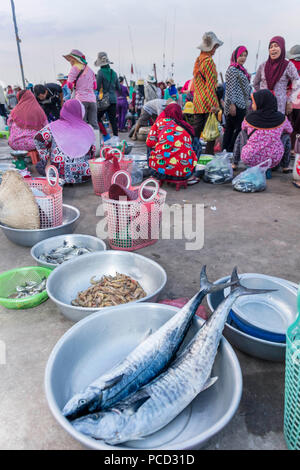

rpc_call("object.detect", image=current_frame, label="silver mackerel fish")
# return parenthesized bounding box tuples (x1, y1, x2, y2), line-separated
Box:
(72, 268, 276, 445)
(63, 266, 232, 419)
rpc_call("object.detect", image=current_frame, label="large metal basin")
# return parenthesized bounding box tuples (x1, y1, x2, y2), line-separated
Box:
(46, 251, 167, 322)
(31, 234, 107, 270)
(0, 204, 80, 247)
(45, 303, 242, 450)
(207, 275, 298, 362)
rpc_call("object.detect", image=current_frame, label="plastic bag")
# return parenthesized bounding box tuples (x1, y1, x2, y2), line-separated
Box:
(204, 152, 233, 184)
(202, 113, 220, 142)
(232, 159, 271, 193)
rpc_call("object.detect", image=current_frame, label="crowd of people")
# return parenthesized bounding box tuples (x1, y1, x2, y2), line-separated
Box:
(0, 33, 300, 187)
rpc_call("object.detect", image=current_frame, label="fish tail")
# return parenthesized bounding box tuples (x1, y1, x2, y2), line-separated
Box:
(230, 267, 277, 296)
(200, 265, 237, 295)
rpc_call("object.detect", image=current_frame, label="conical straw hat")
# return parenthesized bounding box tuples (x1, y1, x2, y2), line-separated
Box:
(0, 171, 40, 229)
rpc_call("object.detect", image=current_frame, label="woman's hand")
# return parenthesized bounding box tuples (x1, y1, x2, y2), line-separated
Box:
(229, 104, 237, 117)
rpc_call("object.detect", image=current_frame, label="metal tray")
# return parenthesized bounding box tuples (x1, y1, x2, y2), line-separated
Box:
(45, 303, 242, 450)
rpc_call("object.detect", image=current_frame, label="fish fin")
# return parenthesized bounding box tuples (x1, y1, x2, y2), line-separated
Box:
(102, 374, 124, 391)
(201, 376, 218, 392)
(126, 395, 151, 413)
(230, 267, 278, 296)
(114, 394, 151, 416)
(140, 328, 152, 344)
(200, 265, 236, 295)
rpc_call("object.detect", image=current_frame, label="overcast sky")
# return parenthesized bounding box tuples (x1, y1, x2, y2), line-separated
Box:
(1, 0, 300, 88)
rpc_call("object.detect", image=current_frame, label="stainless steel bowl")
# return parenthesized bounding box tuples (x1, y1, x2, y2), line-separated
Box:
(224, 274, 297, 336)
(10, 150, 28, 158)
(45, 303, 242, 450)
(207, 275, 298, 362)
(47, 251, 167, 322)
(31, 234, 107, 270)
(0, 204, 80, 247)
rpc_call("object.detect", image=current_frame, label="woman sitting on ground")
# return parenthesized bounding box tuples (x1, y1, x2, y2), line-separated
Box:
(8, 90, 48, 152)
(34, 99, 95, 184)
(233, 89, 293, 172)
(146, 103, 198, 182)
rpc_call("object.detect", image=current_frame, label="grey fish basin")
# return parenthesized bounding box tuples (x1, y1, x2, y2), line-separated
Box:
(0, 204, 80, 247)
(31, 234, 107, 270)
(46, 251, 167, 322)
(223, 274, 297, 336)
(207, 275, 298, 362)
(45, 303, 242, 450)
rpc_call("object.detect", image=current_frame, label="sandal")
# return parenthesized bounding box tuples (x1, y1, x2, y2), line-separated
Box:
(282, 168, 293, 174)
(187, 177, 200, 185)
(292, 181, 300, 188)
(232, 164, 238, 171)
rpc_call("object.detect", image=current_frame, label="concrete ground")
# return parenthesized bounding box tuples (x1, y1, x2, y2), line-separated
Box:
(0, 135, 299, 450)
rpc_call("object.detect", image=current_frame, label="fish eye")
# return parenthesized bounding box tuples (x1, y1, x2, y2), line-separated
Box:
(92, 413, 99, 420)
(79, 399, 86, 405)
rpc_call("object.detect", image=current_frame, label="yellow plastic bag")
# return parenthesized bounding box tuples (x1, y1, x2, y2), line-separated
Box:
(202, 113, 220, 142)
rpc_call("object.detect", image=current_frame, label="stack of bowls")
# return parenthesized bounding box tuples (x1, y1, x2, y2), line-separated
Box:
(207, 274, 298, 362)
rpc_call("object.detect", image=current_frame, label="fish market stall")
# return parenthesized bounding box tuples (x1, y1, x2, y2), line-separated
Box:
(0, 135, 299, 451)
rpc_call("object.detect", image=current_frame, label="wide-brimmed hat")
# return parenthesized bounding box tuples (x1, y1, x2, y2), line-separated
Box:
(197, 32, 223, 52)
(166, 78, 175, 85)
(147, 75, 156, 83)
(63, 49, 87, 65)
(94, 52, 113, 67)
(287, 45, 300, 60)
(183, 101, 195, 114)
(57, 73, 67, 81)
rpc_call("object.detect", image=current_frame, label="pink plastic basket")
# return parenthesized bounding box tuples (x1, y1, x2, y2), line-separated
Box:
(101, 171, 166, 251)
(26, 165, 63, 229)
(89, 147, 133, 196)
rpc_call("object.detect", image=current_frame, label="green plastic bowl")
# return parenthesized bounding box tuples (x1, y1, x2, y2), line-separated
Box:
(0, 266, 52, 310)
(198, 155, 213, 166)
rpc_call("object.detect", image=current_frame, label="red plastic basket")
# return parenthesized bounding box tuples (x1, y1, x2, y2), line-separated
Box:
(101, 171, 166, 251)
(89, 147, 133, 196)
(26, 165, 63, 229)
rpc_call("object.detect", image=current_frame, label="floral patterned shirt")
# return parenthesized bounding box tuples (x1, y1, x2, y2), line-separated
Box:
(241, 118, 293, 168)
(8, 116, 48, 151)
(147, 117, 197, 178)
(34, 125, 95, 184)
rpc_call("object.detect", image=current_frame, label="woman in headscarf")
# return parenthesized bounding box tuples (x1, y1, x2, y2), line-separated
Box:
(235, 90, 293, 170)
(8, 90, 48, 151)
(146, 103, 198, 181)
(223, 46, 251, 154)
(253, 36, 300, 115)
(34, 99, 95, 184)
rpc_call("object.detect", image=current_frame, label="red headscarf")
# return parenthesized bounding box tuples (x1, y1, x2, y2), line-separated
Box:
(162, 103, 195, 137)
(265, 36, 289, 91)
(230, 46, 250, 81)
(10, 90, 47, 130)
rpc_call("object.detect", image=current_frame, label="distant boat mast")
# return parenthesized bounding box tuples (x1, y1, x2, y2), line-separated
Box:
(10, 0, 25, 88)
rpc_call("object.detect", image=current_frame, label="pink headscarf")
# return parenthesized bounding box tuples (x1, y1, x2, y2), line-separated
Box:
(265, 36, 289, 91)
(10, 90, 47, 130)
(49, 99, 95, 158)
(230, 46, 250, 81)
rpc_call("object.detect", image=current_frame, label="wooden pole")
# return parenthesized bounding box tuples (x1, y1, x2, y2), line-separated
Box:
(10, 0, 25, 89)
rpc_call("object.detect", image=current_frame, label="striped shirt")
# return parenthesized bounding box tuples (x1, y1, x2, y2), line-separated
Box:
(193, 56, 219, 114)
